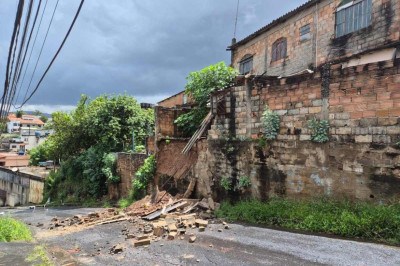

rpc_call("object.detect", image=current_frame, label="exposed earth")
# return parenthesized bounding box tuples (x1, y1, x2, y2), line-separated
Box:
(2, 206, 400, 266)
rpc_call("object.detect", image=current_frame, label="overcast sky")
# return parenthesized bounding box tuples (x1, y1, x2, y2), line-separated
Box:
(0, 0, 306, 113)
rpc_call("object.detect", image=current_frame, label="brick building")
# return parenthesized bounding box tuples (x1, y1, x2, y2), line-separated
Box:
(154, 0, 400, 202)
(228, 0, 399, 77)
(200, 0, 400, 201)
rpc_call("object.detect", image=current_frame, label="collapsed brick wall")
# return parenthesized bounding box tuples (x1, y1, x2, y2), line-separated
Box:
(155, 140, 199, 196)
(108, 153, 147, 200)
(204, 59, 400, 201)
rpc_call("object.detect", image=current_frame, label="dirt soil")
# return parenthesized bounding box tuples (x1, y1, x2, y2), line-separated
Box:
(4, 206, 400, 266)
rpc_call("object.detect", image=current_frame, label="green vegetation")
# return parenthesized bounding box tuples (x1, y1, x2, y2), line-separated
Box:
(308, 118, 329, 143)
(131, 155, 156, 199)
(261, 105, 280, 140)
(118, 198, 133, 209)
(102, 153, 119, 183)
(15, 110, 24, 118)
(29, 140, 55, 166)
(0, 216, 32, 242)
(42, 94, 154, 203)
(220, 175, 251, 192)
(216, 198, 400, 245)
(175, 62, 237, 136)
(26, 245, 54, 266)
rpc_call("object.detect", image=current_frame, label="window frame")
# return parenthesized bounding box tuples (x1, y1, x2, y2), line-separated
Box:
(299, 24, 311, 42)
(271, 38, 288, 62)
(335, 0, 372, 38)
(239, 55, 253, 75)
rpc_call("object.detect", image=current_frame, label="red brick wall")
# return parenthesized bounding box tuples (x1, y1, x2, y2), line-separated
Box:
(108, 153, 147, 200)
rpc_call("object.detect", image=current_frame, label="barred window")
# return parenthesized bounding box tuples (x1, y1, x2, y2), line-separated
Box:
(335, 0, 372, 38)
(300, 24, 311, 42)
(271, 38, 287, 62)
(239, 55, 253, 75)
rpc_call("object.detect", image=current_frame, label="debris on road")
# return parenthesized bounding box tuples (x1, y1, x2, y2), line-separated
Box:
(40, 194, 224, 252)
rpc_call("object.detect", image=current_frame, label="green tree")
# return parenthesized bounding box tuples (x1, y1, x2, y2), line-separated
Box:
(41, 94, 154, 201)
(39, 115, 48, 123)
(15, 110, 24, 118)
(175, 62, 237, 136)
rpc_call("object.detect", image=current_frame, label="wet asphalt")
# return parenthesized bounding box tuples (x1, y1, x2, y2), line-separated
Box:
(2, 207, 400, 266)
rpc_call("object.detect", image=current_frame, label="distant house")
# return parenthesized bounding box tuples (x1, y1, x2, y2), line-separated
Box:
(7, 114, 45, 133)
(0, 152, 29, 167)
(157, 90, 192, 108)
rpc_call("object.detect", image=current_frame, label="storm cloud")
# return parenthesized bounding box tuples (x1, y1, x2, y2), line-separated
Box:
(0, 0, 306, 112)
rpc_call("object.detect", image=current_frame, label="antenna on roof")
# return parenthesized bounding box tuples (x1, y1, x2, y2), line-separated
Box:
(232, 0, 240, 45)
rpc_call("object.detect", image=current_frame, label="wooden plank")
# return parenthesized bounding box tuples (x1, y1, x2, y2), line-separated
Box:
(142, 201, 188, 220)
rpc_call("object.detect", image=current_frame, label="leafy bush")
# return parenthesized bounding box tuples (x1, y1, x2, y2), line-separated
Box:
(216, 198, 400, 245)
(0, 216, 32, 242)
(102, 153, 119, 183)
(132, 155, 156, 199)
(308, 118, 329, 143)
(261, 105, 280, 140)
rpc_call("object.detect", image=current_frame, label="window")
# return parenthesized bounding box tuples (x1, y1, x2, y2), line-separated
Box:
(183, 94, 188, 105)
(300, 24, 311, 42)
(271, 38, 287, 62)
(239, 55, 253, 75)
(335, 0, 372, 38)
(11, 145, 16, 149)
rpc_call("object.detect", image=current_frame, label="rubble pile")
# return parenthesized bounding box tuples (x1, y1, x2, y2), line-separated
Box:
(42, 193, 226, 252)
(44, 208, 124, 229)
(125, 191, 172, 216)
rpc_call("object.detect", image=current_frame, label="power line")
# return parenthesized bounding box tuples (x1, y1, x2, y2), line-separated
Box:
(6, 0, 35, 116)
(20, 0, 60, 107)
(13, 0, 44, 107)
(0, 0, 25, 119)
(18, 0, 85, 108)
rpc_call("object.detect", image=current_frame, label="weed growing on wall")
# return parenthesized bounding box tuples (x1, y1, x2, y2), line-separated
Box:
(261, 105, 280, 140)
(132, 155, 156, 199)
(308, 118, 329, 143)
(220, 176, 251, 192)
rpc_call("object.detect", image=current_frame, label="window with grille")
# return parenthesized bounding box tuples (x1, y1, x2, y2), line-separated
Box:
(335, 0, 372, 38)
(300, 24, 311, 42)
(239, 55, 253, 75)
(271, 38, 287, 62)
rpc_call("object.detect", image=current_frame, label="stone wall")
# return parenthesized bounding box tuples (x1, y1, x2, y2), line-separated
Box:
(108, 153, 147, 200)
(204, 58, 400, 202)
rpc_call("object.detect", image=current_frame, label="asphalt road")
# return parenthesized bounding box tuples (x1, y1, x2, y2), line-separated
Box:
(4, 207, 400, 266)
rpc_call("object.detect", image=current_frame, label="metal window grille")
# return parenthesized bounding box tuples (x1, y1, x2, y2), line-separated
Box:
(335, 0, 372, 38)
(271, 38, 287, 62)
(300, 24, 311, 41)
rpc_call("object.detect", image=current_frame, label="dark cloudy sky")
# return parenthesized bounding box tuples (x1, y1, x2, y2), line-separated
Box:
(0, 0, 306, 113)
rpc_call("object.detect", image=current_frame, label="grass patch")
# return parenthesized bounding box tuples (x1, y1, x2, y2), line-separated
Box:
(26, 245, 54, 266)
(0, 216, 32, 242)
(216, 198, 400, 245)
(118, 198, 133, 209)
